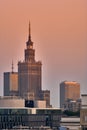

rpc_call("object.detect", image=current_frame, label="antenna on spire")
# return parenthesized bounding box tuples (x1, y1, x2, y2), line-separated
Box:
(11, 60, 14, 73)
(26, 21, 33, 47)
(29, 21, 31, 40)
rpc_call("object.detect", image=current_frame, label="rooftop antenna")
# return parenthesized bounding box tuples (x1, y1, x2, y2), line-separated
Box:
(11, 60, 14, 73)
(28, 21, 31, 40)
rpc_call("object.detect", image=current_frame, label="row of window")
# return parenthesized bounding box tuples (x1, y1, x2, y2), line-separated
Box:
(0, 114, 61, 122)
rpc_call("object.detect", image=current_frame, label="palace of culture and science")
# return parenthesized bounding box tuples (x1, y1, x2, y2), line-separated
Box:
(0, 23, 82, 130)
(0, 23, 63, 130)
(4, 23, 51, 108)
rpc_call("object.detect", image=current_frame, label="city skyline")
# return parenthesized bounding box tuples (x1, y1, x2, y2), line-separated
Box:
(0, 0, 87, 107)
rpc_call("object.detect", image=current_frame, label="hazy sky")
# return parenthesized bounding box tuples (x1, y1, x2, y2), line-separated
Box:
(0, 0, 87, 107)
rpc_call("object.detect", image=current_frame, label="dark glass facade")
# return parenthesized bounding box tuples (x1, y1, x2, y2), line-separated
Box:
(0, 108, 61, 129)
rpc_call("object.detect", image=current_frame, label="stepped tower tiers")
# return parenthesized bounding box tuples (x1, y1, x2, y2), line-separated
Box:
(18, 23, 42, 100)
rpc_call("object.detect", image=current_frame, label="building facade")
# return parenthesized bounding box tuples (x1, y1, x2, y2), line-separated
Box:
(60, 117, 80, 130)
(60, 81, 80, 108)
(63, 99, 81, 112)
(41, 90, 51, 108)
(4, 72, 18, 96)
(80, 95, 87, 130)
(18, 23, 42, 101)
(0, 108, 61, 129)
(0, 96, 24, 108)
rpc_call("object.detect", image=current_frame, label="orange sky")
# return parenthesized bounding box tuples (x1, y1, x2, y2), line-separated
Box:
(0, 0, 87, 107)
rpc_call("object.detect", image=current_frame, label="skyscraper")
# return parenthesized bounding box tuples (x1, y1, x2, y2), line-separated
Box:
(4, 72, 18, 96)
(4, 22, 51, 107)
(4, 61, 18, 96)
(60, 81, 80, 108)
(18, 22, 42, 100)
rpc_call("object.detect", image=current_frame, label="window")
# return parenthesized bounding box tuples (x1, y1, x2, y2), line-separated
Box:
(85, 116, 87, 122)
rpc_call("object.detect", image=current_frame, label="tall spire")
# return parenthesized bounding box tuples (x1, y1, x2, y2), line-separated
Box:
(25, 22, 35, 62)
(26, 21, 33, 47)
(28, 21, 31, 41)
(11, 60, 14, 73)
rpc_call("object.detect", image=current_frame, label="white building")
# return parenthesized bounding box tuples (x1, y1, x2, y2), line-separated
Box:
(60, 117, 80, 130)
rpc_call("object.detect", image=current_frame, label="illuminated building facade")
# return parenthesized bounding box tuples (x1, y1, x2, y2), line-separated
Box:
(60, 81, 80, 108)
(4, 72, 18, 96)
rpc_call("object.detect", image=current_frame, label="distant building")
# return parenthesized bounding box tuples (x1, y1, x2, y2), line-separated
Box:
(41, 90, 51, 108)
(4, 72, 18, 96)
(0, 96, 47, 108)
(60, 117, 80, 130)
(0, 96, 24, 108)
(63, 99, 81, 112)
(60, 81, 80, 108)
(80, 94, 87, 130)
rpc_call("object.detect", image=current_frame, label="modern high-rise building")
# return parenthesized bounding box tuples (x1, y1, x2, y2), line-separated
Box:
(4, 72, 18, 96)
(60, 81, 80, 108)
